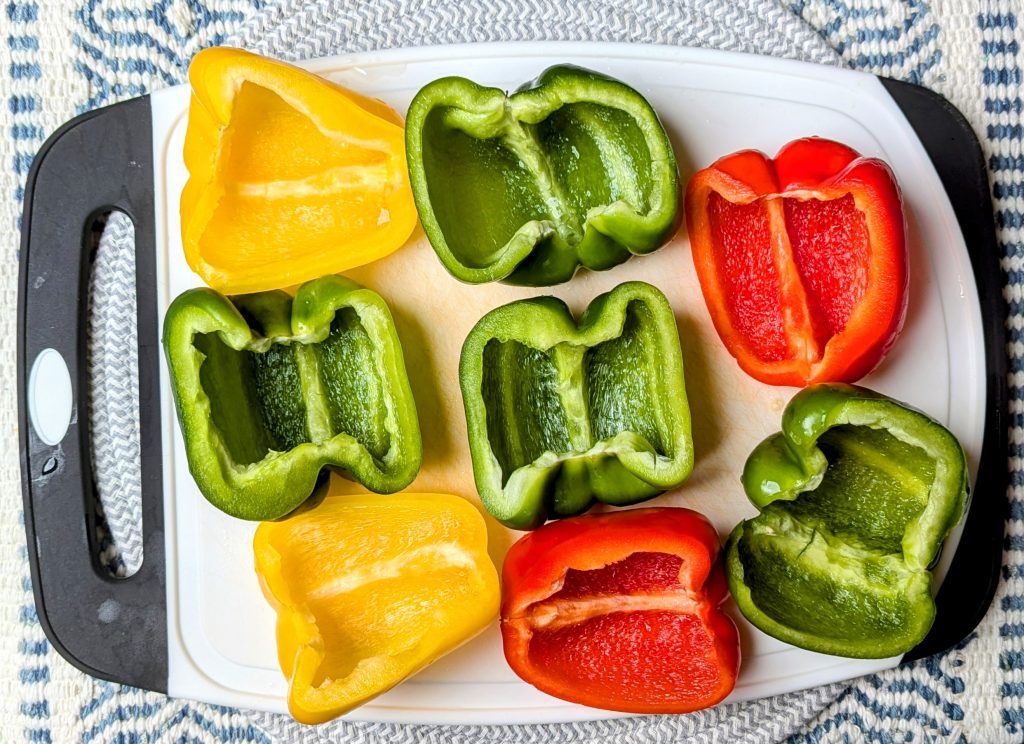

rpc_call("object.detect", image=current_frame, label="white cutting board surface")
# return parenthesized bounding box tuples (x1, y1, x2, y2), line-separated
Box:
(151, 42, 985, 724)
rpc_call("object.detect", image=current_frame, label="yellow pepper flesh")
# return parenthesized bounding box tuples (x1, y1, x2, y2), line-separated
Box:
(254, 491, 500, 723)
(181, 47, 417, 294)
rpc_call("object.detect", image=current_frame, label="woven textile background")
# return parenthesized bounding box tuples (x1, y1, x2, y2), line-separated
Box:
(1, 1, 1021, 741)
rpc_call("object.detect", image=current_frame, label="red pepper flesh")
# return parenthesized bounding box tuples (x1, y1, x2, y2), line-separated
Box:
(685, 137, 908, 386)
(500, 508, 740, 714)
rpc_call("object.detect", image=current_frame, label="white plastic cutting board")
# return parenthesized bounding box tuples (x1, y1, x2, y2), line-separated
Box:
(151, 42, 986, 724)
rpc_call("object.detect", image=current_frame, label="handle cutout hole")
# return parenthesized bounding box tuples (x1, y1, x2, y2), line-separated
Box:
(86, 210, 144, 579)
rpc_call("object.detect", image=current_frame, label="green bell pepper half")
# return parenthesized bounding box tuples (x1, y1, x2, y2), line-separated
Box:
(727, 383, 968, 658)
(405, 65, 680, 286)
(459, 281, 693, 530)
(162, 275, 422, 521)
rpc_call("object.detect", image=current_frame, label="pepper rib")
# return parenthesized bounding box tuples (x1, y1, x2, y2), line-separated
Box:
(764, 196, 820, 372)
(496, 116, 583, 244)
(549, 343, 593, 453)
(523, 590, 704, 632)
(292, 344, 334, 445)
(307, 542, 477, 599)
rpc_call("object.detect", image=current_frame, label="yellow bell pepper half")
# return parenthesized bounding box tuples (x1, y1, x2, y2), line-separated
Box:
(253, 492, 500, 723)
(181, 47, 417, 294)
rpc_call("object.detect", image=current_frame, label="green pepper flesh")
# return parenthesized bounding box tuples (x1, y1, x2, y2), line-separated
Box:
(461, 281, 693, 529)
(163, 275, 422, 521)
(408, 66, 679, 285)
(727, 384, 967, 658)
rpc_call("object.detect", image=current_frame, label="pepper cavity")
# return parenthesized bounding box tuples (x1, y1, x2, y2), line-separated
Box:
(459, 281, 694, 529)
(727, 383, 968, 658)
(500, 508, 740, 714)
(162, 275, 422, 520)
(686, 137, 908, 386)
(405, 66, 681, 285)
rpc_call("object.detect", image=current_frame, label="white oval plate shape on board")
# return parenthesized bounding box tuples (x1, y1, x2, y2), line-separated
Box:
(149, 42, 986, 724)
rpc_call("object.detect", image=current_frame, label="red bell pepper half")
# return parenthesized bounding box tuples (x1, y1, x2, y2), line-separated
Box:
(500, 508, 740, 714)
(685, 137, 908, 386)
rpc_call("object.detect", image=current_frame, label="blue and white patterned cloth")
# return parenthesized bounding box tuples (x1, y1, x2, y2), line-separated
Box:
(1, 1, 1022, 741)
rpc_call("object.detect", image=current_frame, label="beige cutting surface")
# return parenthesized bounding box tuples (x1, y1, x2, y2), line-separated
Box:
(339, 221, 814, 567)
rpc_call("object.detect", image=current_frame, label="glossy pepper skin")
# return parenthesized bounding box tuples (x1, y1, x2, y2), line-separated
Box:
(685, 137, 908, 386)
(181, 47, 417, 294)
(727, 384, 968, 658)
(162, 275, 421, 520)
(459, 281, 693, 530)
(406, 65, 680, 285)
(254, 490, 500, 723)
(501, 508, 740, 713)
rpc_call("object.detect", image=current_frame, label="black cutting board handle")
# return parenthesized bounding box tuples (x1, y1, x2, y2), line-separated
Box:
(17, 95, 167, 692)
(879, 77, 1008, 662)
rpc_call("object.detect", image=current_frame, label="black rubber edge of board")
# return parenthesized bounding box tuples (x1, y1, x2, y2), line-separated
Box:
(879, 77, 1009, 663)
(17, 95, 168, 692)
